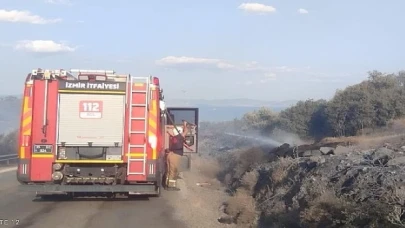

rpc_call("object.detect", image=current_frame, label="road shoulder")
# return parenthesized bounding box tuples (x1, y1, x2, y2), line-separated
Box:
(164, 155, 235, 228)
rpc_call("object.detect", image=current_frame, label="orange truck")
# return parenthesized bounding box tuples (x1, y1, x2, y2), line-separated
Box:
(16, 69, 198, 198)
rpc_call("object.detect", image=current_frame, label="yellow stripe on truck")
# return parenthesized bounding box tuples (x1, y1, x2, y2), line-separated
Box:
(24, 97, 29, 109)
(129, 153, 146, 157)
(148, 101, 158, 159)
(149, 118, 157, 129)
(22, 116, 32, 127)
(32, 154, 53, 158)
(20, 147, 25, 159)
(20, 94, 32, 159)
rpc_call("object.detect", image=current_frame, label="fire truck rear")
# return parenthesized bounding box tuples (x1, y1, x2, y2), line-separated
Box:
(16, 69, 171, 198)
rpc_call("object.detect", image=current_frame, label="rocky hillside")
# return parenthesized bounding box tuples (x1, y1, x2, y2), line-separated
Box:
(208, 134, 405, 227)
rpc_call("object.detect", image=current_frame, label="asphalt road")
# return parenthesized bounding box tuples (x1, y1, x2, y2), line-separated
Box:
(0, 167, 187, 228)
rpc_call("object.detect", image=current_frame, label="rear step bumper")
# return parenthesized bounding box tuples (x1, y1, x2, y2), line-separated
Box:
(18, 184, 157, 194)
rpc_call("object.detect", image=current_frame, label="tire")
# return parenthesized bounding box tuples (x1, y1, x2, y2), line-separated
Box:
(154, 172, 162, 197)
(155, 185, 161, 197)
(16, 171, 28, 185)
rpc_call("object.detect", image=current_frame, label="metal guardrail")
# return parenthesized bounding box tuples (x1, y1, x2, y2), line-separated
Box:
(0, 154, 18, 165)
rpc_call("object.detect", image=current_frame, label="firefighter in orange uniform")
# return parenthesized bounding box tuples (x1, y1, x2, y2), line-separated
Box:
(165, 120, 189, 191)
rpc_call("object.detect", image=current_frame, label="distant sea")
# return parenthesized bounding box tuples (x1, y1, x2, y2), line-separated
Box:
(197, 105, 286, 122)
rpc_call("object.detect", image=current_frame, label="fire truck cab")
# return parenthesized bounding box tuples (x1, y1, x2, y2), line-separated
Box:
(16, 69, 199, 198)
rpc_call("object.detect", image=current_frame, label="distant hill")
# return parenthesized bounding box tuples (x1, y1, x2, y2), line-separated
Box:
(0, 96, 297, 133)
(194, 105, 285, 122)
(164, 98, 297, 122)
(165, 98, 298, 108)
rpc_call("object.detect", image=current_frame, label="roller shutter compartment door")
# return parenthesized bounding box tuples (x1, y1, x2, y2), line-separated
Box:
(57, 93, 125, 146)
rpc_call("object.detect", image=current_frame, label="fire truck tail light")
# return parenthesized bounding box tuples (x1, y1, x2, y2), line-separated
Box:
(22, 135, 30, 147)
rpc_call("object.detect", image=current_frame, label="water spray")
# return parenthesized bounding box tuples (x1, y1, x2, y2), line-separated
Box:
(224, 132, 283, 147)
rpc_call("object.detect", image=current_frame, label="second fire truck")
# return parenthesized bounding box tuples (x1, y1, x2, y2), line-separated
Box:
(16, 69, 199, 198)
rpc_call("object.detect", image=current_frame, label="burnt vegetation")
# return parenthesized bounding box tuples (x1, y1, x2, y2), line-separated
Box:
(198, 70, 405, 228)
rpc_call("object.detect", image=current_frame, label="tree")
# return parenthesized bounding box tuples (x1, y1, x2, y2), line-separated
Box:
(238, 69, 405, 140)
(278, 99, 328, 138)
(242, 107, 278, 133)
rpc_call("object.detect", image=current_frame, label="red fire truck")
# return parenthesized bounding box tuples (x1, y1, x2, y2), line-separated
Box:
(16, 69, 198, 198)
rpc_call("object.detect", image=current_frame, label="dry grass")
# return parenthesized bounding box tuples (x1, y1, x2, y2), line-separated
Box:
(321, 118, 405, 148)
(240, 170, 259, 195)
(321, 133, 405, 149)
(226, 189, 259, 228)
(221, 155, 301, 226)
(391, 118, 405, 129)
(300, 190, 349, 226)
(270, 157, 298, 184)
(214, 147, 268, 226)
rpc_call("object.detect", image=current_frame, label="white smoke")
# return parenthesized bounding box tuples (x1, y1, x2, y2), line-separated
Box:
(224, 132, 282, 147)
(224, 126, 308, 149)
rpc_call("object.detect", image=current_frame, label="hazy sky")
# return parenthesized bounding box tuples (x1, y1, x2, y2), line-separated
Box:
(0, 0, 404, 101)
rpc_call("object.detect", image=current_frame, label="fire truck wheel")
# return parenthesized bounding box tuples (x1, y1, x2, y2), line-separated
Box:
(37, 195, 54, 201)
(17, 180, 28, 185)
(155, 172, 162, 197)
(16, 172, 28, 185)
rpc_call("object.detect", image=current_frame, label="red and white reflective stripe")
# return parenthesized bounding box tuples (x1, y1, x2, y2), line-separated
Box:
(23, 135, 30, 147)
(149, 163, 155, 175)
(19, 164, 27, 174)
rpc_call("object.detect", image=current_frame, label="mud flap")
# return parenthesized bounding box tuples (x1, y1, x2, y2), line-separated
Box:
(153, 157, 163, 197)
(35, 191, 71, 201)
(36, 191, 67, 196)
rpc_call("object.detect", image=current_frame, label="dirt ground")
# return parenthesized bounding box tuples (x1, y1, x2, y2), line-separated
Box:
(165, 154, 237, 228)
